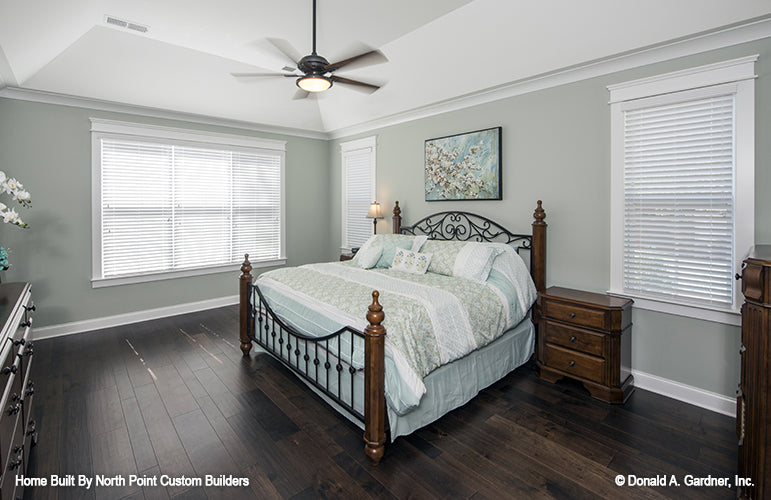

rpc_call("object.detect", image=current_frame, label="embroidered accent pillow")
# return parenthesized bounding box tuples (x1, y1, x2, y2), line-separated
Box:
(391, 248, 432, 274)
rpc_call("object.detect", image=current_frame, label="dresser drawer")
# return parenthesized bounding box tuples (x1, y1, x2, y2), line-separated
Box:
(542, 344, 605, 385)
(541, 320, 605, 357)
(542, 299, 608, 330)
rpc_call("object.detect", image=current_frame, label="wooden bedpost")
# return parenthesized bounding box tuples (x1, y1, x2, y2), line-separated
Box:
(532, 200, 547, 293)
(239, 254, 253, 356)
(364, 291, 387, 466)
(392, 201, 401, 234)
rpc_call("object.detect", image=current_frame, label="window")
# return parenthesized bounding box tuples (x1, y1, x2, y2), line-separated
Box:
(609, 56, 756, 324)
(341, 136, 376, 251)
(91, 119, 285, 287)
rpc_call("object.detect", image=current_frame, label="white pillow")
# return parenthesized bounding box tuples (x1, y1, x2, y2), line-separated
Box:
(453, 242, 503, 282)
(352, 236, 383, 269)
(411, 235, 428, 252)
(391, 248, 432, 275)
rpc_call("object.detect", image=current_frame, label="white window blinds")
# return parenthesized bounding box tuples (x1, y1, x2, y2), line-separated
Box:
(622, 93, 735, 307)
(341, 137, 376, 250)
(99, 136, 282, 280)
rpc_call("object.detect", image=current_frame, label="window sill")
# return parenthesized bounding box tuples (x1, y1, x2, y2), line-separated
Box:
(606, 291, 741, 326)
(92, 258, 286, 288)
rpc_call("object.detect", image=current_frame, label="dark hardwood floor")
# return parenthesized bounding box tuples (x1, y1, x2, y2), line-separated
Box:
(23, 306, 737, 499)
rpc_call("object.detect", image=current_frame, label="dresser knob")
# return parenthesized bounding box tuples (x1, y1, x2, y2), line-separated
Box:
(23, 304, 36, 312)
(735, 273, 742, 281)
(569, 336, 576, 343)
(12, 338, 24, 346)
(739, 344, 746, 354)
(568, 313, 576, 319)
(568, 361, 576, 367)
(2, 365, 17, 376)
(20, 320, 31, 328)
(7, 403, 20, 416)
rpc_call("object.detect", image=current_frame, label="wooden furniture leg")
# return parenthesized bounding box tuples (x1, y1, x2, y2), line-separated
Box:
(239, 254, 253, 356)
(364, 291, 387, 465)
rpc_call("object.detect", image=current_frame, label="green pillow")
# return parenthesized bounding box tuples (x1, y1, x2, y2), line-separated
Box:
(376, 240, 413, 268)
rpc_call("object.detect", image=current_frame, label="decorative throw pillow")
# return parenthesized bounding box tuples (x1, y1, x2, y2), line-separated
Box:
(353, 235, 383, 269)
(411, 235, 428, 252)
(420, 240, 468, 276)
(376, 240, 413, 268)
(353, 234, 416, 269)
(453, 242, 504, 282)
(391, 248, 432, 274)
(419, 240, 502, 281)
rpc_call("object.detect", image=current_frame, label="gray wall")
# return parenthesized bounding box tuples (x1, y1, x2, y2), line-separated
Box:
(0, 99, 330, 328)
(329, 37, 771, 398)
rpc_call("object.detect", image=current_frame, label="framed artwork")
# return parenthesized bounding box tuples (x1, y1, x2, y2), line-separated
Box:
(424, 126, 502, 201)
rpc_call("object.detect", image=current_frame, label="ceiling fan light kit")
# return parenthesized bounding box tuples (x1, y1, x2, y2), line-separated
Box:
(297, 74, 332, 92)
(232, 0, 386, 96)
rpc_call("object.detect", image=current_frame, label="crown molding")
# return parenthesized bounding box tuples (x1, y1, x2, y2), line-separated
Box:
(327, 16, 771, 139)
(0, 86, 329, 140)
(1, 16, 769, 141)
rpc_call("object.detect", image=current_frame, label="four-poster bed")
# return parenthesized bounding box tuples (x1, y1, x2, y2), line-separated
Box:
(239, 201, 547, 465)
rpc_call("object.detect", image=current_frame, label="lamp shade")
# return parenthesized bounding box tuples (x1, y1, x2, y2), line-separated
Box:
(296, 75, 332, 92)
(366, 202, 383, 219)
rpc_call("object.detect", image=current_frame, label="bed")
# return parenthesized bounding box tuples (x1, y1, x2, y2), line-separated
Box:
(238, 201, 547, 465)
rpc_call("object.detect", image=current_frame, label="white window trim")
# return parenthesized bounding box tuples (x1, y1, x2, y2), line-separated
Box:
(608, 55, 756, 326)
(340, 136, 376, 253)
(90, 118, 287, 288)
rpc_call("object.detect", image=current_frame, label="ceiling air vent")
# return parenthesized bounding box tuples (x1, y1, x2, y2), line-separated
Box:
(104, 15, 149, 33)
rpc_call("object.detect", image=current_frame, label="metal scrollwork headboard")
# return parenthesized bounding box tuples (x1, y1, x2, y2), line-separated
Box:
(399, 211, 532, 253)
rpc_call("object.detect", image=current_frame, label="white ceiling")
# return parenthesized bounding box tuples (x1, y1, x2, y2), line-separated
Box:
(1, 0, 770, 135)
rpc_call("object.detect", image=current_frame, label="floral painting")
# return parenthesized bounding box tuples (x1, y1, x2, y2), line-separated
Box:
(424, 127, 501, 201)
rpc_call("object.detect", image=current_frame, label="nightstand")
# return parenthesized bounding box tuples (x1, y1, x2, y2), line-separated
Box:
(537, 286, 634, 403)
(340, 253, 354, 261)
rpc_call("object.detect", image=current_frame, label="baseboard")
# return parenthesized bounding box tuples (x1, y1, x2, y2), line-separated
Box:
(632, 369, 736, 417)
(33, 295, 239, 340)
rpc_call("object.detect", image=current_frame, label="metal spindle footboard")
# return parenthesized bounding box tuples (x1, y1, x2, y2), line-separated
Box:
(249, 283, 366, 423)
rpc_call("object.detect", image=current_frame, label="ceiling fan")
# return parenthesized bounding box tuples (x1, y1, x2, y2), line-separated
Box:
(231, 0, 387, 99)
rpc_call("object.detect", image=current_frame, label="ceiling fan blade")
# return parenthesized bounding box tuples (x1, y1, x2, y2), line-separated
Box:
(293, 89, 310, 100)
(325, 49, 388, 72)
(331, 76, 381, 94)
(231, 72, 295, 78)
(266, 37, 302, 66)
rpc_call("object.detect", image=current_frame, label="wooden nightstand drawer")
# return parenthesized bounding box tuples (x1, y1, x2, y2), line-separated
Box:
(542, 299, 607, 330)
(541, 320, 604, 357)
(542, 344, 605, 385)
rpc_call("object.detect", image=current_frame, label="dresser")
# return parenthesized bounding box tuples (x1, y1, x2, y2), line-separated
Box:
(738, 246, 771, 499)
(0, 283, 36, 500)
(537, 287, 634, 403)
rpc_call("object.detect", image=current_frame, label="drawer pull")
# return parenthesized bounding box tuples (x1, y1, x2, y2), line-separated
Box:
(8, 457, 22, 471)
(12, 338, 25, 346)
(568, 360, 576, 367)
(11, 392, 19, 402)
(7, 403, 20, 416)
(569, 336, 577, 343)
(740, 344, 747, 354)
(20, 319, 31, 328)
(2, 365, 17, 375)
(23, 304, 35, 312)
(568, 313, 576, 319)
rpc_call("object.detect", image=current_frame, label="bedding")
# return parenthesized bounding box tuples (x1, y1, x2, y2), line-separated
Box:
(255, 243, 536, 417)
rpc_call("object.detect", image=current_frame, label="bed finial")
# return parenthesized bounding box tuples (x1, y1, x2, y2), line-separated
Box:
(533, 200, 546, 225)
(392, 201, 402, 234)
(364, 290, 387, 466)
(239, 254, 254, 356)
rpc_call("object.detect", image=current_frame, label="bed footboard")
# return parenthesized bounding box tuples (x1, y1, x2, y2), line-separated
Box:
(238, 256, 387, 465)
